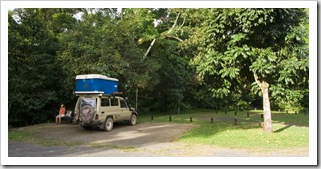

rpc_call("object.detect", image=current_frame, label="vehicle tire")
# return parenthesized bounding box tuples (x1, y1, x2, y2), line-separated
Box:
(103, 117, 113, 132)
(80, 105, 94, 123)
(129, 114, 137, 126)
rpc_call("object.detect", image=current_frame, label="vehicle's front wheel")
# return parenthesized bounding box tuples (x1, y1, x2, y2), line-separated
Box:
(103, 117, 113, 132)
(129, 114, 137, 126)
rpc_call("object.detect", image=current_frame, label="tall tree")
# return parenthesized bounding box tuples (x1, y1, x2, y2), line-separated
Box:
(183, 8, 308, 132)
(57, 8, 162, 108)
(8, 9, 61, 126)
(136, 8, 195, 112)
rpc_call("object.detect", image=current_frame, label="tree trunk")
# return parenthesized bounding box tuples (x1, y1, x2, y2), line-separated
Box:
(142, 13, 181, 60)
(261, 81, 273, 132)
(253, 72, 273, 132)
(143, 38, 156, 60)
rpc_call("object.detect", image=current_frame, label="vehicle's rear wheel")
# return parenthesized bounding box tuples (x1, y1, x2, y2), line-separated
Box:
(103, 117, 113, 132)
(129, 114, 137, 126)
(80, 105, 94, 123)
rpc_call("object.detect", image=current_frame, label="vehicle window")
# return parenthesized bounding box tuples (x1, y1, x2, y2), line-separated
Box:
(81, 98, 96, 108)
(110, 98, 119, 106)
(101, 98, 110, 107)
(120, 99, 127, 108)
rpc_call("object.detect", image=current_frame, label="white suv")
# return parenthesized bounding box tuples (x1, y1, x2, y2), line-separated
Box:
(73, 94, 137, 131)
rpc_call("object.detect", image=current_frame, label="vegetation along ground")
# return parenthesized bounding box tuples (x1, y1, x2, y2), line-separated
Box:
(9, 109, 309, 156)
(138, 109, 309, 152)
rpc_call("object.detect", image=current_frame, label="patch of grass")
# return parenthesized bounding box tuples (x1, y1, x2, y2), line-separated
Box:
(138, 109, 309, 152)
(178, 123, 308, 151)
(91, 144, 138, 152)
(36, 139, 83, 147)
(9, 130, 83, 147)
(9, 130, 33, 141)
(36, 139, 59, 146)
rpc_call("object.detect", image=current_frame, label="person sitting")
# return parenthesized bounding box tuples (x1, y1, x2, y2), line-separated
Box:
(55, 104, 66, 124)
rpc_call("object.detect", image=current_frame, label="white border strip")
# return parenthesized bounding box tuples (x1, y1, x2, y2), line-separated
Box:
(1, 0, 318, 166)
(2, 0, 317, 8)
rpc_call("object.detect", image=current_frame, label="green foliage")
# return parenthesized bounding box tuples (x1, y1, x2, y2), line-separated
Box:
(9, 9, 63, 127)
(8, 8, 309, 127)
(184, 8, 308, 112)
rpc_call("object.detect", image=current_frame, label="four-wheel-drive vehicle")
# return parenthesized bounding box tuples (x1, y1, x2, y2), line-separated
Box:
(72, 74, 137, 131)
(73, 93, 138, 131)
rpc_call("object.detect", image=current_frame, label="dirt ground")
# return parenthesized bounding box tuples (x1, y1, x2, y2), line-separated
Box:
(8, 122, 308, 157)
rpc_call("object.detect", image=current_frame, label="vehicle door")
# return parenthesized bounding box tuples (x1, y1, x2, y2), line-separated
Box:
(99, 97, 110, 121)
(119, 98, 131, 120)
(79, 97, 97, 123)
(110, 97, 122, 121)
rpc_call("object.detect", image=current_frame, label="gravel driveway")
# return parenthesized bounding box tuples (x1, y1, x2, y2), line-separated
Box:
(8, 122, 308, 157)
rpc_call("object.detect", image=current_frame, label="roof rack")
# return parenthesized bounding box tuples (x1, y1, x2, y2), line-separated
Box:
(111, 92, 123, 96)
(74, 91, 123, 97)
(75, 91, 104, 94)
